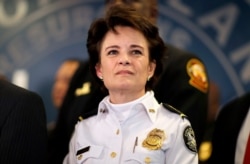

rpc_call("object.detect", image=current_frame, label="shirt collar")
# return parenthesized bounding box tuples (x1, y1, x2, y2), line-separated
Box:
(96, 91, 160, 123)
(139, 91, 160, 123)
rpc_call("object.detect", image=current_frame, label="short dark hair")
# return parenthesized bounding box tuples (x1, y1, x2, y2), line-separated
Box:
(86, 4, 165, 93)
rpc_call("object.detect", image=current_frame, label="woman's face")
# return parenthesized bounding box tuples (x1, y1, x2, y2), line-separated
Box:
(96, 26, 156, 95)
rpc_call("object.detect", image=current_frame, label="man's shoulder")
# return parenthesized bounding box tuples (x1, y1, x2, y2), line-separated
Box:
(0, 80, 42, 100)
(219, 92, 250, 118)
(0, 80, 44, 115)
(160, 44, 209, 93)
(165, 44, 200, 61)
(163, 44, 207, 73)
(0, 80, 26, 94)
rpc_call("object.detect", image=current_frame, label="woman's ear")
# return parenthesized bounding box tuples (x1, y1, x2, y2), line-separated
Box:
(95, 63, 102, 79)
(148, 60, 156, 77)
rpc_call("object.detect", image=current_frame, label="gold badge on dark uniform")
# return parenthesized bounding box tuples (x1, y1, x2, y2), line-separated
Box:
(183, 126, 197, 153)
(142, 128, 166, 150)
(186, 58, 208, 93)
(75, 82, 91, 96)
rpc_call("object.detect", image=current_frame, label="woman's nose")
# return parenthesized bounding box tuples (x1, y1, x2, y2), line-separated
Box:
(119, 55, 130, 65)
(119, 60, 130, 65)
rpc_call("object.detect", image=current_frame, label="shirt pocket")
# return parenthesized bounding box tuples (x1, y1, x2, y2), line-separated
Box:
(76, 145, 104, 164)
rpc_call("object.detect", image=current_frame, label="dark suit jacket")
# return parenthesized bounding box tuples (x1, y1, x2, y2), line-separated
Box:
(0, 80, 48, 164)
(209, 92, 250, 164)
(48, 44, 209, 163)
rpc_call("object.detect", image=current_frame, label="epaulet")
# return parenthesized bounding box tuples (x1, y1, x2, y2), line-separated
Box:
(163, 103, 188, 119)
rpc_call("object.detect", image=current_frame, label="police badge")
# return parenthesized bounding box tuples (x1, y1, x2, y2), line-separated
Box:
(142, 128, 166, 150)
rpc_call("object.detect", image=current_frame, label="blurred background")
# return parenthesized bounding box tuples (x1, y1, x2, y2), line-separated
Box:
(0, 0, 249, 124)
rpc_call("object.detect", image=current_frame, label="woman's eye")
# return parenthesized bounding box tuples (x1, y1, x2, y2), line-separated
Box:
(107, 50, 118, 55)
(132, 50, 142, 55)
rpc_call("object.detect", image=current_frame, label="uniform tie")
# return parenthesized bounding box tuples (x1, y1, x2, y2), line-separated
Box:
(243, 134, 250, 164)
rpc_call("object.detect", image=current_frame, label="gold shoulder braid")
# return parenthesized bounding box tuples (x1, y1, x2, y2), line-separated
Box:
(142, 128, 166, 150)
(163, 103, 187, 119)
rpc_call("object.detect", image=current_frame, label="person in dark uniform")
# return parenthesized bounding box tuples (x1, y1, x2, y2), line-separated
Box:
(209, 92, 250, 164)
(0, 79, 47, 164)
(48, 0, 209, 163)
(48, 58, 81, 135)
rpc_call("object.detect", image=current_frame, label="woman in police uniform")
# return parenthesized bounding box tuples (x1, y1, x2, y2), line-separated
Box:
(63, 5, 198, 164)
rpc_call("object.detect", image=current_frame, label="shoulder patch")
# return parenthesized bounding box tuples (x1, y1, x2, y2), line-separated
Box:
(163, 103, 187, 119)
(183, 126, 197, 153)
(186, 58, 208, 93)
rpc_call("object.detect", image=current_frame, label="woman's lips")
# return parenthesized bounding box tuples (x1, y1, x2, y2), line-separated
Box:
(116, 70, 133, 75)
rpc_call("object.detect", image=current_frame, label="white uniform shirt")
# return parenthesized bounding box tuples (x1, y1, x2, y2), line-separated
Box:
(64, 91, 198, 164)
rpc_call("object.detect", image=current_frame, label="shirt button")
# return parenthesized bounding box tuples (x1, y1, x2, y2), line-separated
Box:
(116, 129, 120, 135)
(144, 157, 151, 164)
(77, 154, 83, 160)
(110, 152, 117, 158)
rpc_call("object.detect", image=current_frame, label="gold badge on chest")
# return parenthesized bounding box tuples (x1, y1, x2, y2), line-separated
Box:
(142, 128, 166, 150)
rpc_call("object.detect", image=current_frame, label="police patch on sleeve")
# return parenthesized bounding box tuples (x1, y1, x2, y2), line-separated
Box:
(186, 58, 208, 93)
(183, 126, 197, 153)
